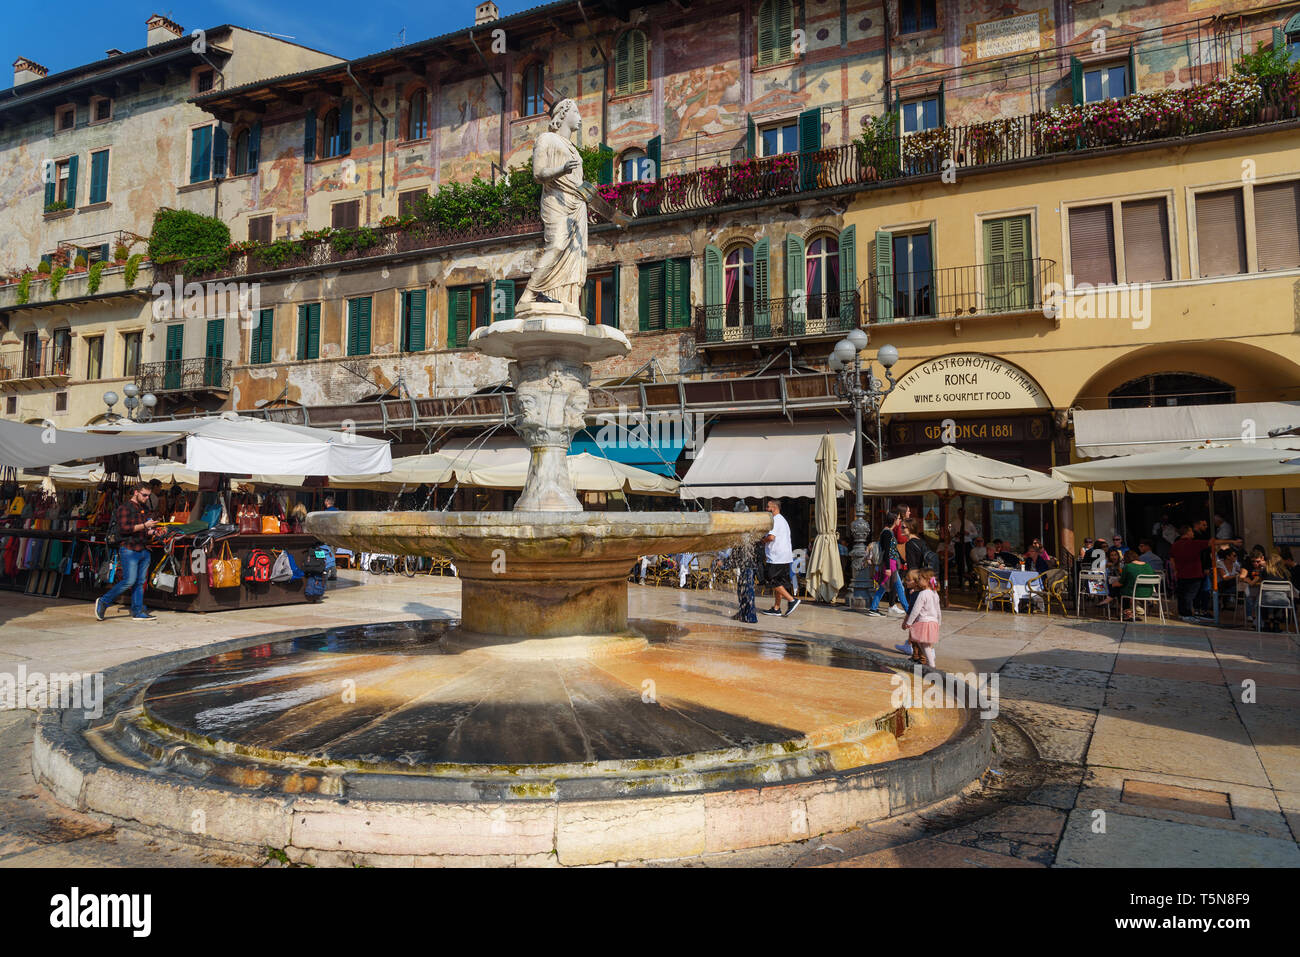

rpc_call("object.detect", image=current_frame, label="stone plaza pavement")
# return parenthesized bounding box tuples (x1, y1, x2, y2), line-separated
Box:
(1, 571, 1297, 867)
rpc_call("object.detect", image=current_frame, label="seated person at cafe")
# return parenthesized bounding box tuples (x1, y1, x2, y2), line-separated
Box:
(992, 540, 1021, 566)
(969, 537, 989, 563)
(1259, 552, 1295, 632)
(1136, 539, 1164, 574)
(1098, 548, 1124, 607)
(1119, 549, 1156, 620)
(1025, 545, 1052, 575)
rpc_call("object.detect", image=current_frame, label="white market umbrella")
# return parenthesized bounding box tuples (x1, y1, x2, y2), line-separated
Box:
(807, 433, 844, 604)
(459, 453, 680, 496)
(330, 452, 460, 490)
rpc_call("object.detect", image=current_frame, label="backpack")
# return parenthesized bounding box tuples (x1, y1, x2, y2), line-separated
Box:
(302, 546, 330, 575)
(244, 549, 273, 583)
(303, 574, 325, 600)
(269, 550, 294, 583)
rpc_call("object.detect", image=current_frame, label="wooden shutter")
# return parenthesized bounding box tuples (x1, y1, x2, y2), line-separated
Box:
(258, 309, 274, 364)
(776, 0, 793, 61)
(297, 304, 313, 359)
(629, 30, 647, 93)
(639, 262, 665, 331)
(88, 150, 108, 204)
(190, 126, 211, 183)
(1195, 188, 1247, 278)
(493, 279, 515, 322)
(1121, 198, 1172, 282)
(1070, 56, 1083, 106)
(838, 225, 857, 324)
(667, 258, 690, 327)
(937, 79, 946, 126)
(44, 174, 55, 209)
(1127, 45, 1137, 94)
(609, 266, 620, 328)
(757, 0, 776, 67)
(338, 99, 353, 156)
(983, 216, 1030, 311)
(166, 324, 184, 361)
(874, 230, 893, 321)
(212, 126, 228, 178)
(347, 297, 371, 355)
(746, 114, 756, 157)
(405, 289, 427, 351)
(703, 245, 723, 340)
(798, 108, 820, 190)
(597, 144, 614, 185)
(646, 135, 661, 181)
(65, 154, 78, 209)
(206, 318, 224, 358)
(251, 311, 263, 363)
(304, 111, 316, 162)
(615, 33, 631, 95)
(753, 238, 771, 337)
(1253, 180, 1300, 272)
(449, 288, 471, 347)
(248, 121, 261, 170)
(786, 233, 806, 335)
(1068, 204, 1117, 285)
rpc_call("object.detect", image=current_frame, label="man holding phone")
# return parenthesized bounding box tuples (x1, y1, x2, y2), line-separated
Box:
(95, 483, 159, 622)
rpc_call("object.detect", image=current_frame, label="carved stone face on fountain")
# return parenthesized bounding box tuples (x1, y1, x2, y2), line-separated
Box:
(510, 356, 591, 451)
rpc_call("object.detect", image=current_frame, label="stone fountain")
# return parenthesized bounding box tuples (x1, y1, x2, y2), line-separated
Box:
(31, 100, 989, 866)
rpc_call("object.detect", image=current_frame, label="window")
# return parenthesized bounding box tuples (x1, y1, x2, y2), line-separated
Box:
(582, 270, 618, 326)
(322, 109, 341, 158)
(398, 188, 427, 218)
(406, 89, 428, 140)
(91, 97, 112, 123)
(56, 104, 75, 131)
(639, 258, 691, 331)
(1284, 14, 1300, 60)
(55, 392, 67, 413)
(85, 336, 103, 380)
(756, 0, 795, 66)
(315, 102, 353, 160)
(196, 69, 214, 93)
(1122, 199, 1173, 283)
(51, 329, 71, 376)
(1195, 188, 1247, 278)
(347, 297, 372, 356)
(122, 332, 142, 377)
(163, 324, 184, 389)
(874, 230, 933, 319)
(190, 125, 213, 183)
(297, 304, 321, 360)
(899, 0, 937, 34)
(620, 149, 647, 183)
(1067, 205, 1117, 286)
(4, 397, 14, 415)
(250, 309, 274, 364)
(332, 199, 360, 229)
(522, 64, 545, 117)
(1083, 63, 1128, 103)
(400, 289, 427, 352)
(232, 129, 250, 175)
(759, 121, 799, 157)
(448, 285, 488, 348)
(614, 30, 649, 96)
(982, 216, 1033, 312)
(50, 157, 77, 207)
(88, 150, 109, 204)
(1254, 180, 1300, 272)
(804, 236, 841, 320)
(204, 319, 225, 387)
(724, 244, 754, 329)
(248, 214, 272, 244)
(1109, 374, 1233, 410)
(901, 97, 940, 133)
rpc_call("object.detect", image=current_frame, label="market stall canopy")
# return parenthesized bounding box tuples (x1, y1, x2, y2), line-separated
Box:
(77, 414, 391, 477)
(457, 453, 679, 496)
(437, 434, 531, 471)
(834, 445, 1069, 501)
(1073, 402, 1300, 458)
(330, 452, 460, 490)
(1053, 442, 1300, 492)
(679, 418, 855, 500)
(0, 418, 183, 469)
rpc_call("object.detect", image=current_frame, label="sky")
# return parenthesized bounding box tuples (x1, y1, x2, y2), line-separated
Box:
(2, 0, 542, 86)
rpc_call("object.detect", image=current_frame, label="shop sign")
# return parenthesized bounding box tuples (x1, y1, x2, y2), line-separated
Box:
(882, 353, 1050, 414)
(892, 416, 1052, 447)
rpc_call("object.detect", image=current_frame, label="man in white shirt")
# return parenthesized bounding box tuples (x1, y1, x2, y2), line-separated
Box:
(760, 498, 800, 617)
(969, 537, 988, 563)
(1214, 513, 1233, 540)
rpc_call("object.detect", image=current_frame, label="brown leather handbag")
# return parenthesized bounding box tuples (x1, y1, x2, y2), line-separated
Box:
(207, 542, 241, 588)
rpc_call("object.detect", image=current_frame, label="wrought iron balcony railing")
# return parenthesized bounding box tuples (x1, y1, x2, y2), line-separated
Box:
(0, 348, 70, 383)
(693, 291, 861, 344)
(136, 358, 232, 393)
(865, 258, 1057, 323)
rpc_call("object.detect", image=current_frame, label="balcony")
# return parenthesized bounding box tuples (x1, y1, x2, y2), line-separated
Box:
(694, 291, 862, 347)
(865, 258, 1058, 328)
(0, 348, 71, 390)
(136, 358, 232, 396)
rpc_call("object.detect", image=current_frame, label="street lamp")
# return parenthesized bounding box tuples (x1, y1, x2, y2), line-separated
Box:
(829, 334, 898, 608)
(102, 385, 156, 422)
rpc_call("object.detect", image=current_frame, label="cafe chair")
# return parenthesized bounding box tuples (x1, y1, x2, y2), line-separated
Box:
(683, 553, 715, 590)
(1077, 570, 1111, 620)
(1256, 581, 1298, 634)
(1026, 568, 1069, 617)
(647, 556, 679, 588)
(981, 567, 1017, 613)
(1122, 574, 1167, 625)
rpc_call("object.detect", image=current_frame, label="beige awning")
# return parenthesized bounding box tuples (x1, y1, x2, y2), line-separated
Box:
(680, 418, 855, 500)
(330, 452, 459, 490)
(835, 445, 1068, 501)
(1053, 442, 1300, 492)
(458, 453, 679, 495)
(1073, 402, 1300, 458)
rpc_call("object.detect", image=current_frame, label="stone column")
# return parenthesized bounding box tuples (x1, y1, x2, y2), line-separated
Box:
(510, 355, 590, 512)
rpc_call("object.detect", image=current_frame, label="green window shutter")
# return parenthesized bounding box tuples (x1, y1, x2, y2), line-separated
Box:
(406, 289, 426, 352)
(307, 303, 320, 359)
(65, 154, 78, 209)
(252, 312, 262, 362)
(206, 318, 224, 358)
(297, 305, 308, 359)
(347, 297, 371, 356)
(798, 107, 820, 190)
(646, 135, 661, 181)
(1070, 56, 1083, 106)
(838, 225, 857, 325)
(629, 30, 648, 93)
(597, 144, 614, 185)
(190, 127, 211, 183)
(1127, 45, 1137, 95)
(166, 323, 184, 361)
(449, 288, 470, 347)
(703, 244, 723, 342)
(248, 121, 262, 169)
(874, 230, 894, 321)
(745, 114, 756, 157)
(776, 0, 794, 61)
(615, 33, 631, 95)
(609, 266, 620, 327)
(89, 151, 108, 204)
(304, 111, 317, 162)
(757, 0, 775, 67)
(44, 175, 55, 208)
(984, 215, 1031, 312)
(638, 262, 665, 331)
(937, 80, 946, 125)
(1274, 27, 1285, 49)
(785, 234, 806, 335)
(259, 308, 274, 363)
(753, 238, 771, 338)
(492, 279, 515, 322)
(338, 99, 353, 156)
(212, 125, 228, 178)
(667, 258, 690, 327)
(99, 243, 110, 263)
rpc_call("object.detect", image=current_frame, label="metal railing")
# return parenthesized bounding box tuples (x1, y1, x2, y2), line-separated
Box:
(693, 291, 861, 344)
(0, 347, 70, 382)
(136, 358, 232, 393)
(865, 258, 1057, 323)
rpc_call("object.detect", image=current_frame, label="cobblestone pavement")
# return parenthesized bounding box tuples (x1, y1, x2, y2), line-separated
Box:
(1, 571, 1296, 867)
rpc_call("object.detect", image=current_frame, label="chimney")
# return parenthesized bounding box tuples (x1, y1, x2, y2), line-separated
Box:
(474, 1, 499, 25)
(146, 13, 184, 47)
(13, 57, 48, 87)
(105, 48, 125, 58)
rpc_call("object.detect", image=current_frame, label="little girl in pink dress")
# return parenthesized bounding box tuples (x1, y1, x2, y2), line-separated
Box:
(901, 571, 942, 667)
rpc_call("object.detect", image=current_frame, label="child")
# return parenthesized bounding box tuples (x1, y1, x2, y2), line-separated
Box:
(899, 569, 942, 667)
(893, 569, 926, 661)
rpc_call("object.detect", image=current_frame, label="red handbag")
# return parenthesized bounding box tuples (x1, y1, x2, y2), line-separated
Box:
(175, 573, 199, 595)
(237, 503, 260, 534)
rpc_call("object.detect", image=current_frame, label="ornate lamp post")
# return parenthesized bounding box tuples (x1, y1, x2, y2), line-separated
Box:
(103, 384, 157, 422)
(828, 333, 898, 608)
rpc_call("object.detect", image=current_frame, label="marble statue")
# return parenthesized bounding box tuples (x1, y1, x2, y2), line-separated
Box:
(519, 98, 589, 311)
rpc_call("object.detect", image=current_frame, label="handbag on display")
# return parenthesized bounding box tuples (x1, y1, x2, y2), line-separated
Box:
(207, 542, 241, 589)
(150, 551, 179, 593)
(174, 572, 200, 596)
(237, 503, 260, 534)
(199, 502, 222, 528)
(260, 515, 281, 534)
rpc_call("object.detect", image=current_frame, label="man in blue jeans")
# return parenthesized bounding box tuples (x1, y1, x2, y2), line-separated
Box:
(95, 483, 159, 622)
(865, 511, 910, 617)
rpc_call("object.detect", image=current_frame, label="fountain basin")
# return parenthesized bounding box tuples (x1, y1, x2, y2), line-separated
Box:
(305, 510, 772, 647)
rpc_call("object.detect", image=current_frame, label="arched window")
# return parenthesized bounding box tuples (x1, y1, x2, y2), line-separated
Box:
(521, 63, 545, 117)
(407, 89, 428, 140)
(322, 108, 342, 158)
(620, 148, 646, 183)
(232, 128, 251, 175)
(614, 29, 649, 96)
(1108, 373, 1235, 410)
(756, 0, 794, 67)
(724, 244, 754, 328)
(1285, 12, 1300, 48)
(805, 235, 840, 320)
